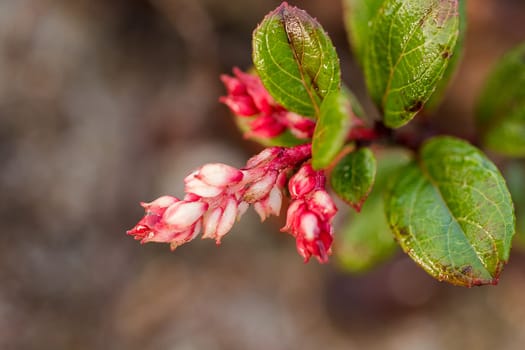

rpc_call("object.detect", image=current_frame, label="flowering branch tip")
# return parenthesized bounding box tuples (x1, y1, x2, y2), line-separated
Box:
(128, 144, 337, 263)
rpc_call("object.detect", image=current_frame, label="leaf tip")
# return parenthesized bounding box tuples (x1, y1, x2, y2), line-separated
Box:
(349, 201, 364, 213)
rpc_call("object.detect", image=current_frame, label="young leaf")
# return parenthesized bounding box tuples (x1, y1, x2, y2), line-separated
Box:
(312, 90, 352, 169)
(330, 147, 377, 211)
(476, 43, 525, 157)
(364, 0, 460, 128)
(384, 137, 515, 287)
(343, 0, 386, 67)
(252, 2, 341, 117)
(336, 149, 411, 273)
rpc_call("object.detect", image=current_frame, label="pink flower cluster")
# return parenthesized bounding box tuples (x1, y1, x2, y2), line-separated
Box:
(220, 68, 316, 139)
(127, 144, 338, 263)
(282, 164, 337, 263)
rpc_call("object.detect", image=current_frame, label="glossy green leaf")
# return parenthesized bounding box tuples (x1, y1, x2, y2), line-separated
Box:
(385, 137, 515, 287)
(336, 149, 411, 273)
(477, 43, 525, 157)
(312, 91, 352, 169)
(426, 0, 466, 111)
(330, 147, 377, 211)
(343, 0, 386, 67)
(364, 0, 460, 128)
(252, 2, 341, 117)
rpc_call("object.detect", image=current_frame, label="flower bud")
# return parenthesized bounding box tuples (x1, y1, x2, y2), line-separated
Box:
(246, 147, 280, 168)
(285, 112, 316, 139)
(282, 200, 306, 233)
(244, 170, 278, 202)
(163, 201, 208, 231)
(196, 163, 244, 187)
(201, 196, 239, 243)
(219, 95, 259, 116)
(170, 220, 203, 251)
(215, 196, 238, 241)
(288, 164, 316, 198)
(231, 67, 274, 114)
(310, 190, 337, 220)
(185, 163, 243, 198)
(185, 176, 224, 198)
(127, 196, 180, 243)
(249, 114, 287, 138)
(281, 163, 337, 263)
(254, 185, 283, 221)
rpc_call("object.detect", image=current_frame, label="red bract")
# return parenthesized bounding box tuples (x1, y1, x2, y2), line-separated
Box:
(220, 68, 315, 139)
(281, 164, 337, 263)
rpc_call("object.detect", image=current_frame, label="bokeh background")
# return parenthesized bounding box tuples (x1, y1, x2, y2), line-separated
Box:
(1, 0, 525, 349)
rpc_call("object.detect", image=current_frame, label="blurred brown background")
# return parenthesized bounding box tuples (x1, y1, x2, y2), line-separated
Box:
(1, 0, 525, 349)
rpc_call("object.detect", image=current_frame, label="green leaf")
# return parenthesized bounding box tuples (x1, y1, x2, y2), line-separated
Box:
(336, 149, 411, 273)
(477, 42, 525, 157)
(312, 91, 352, 169)
(330, 147, 377, 211)
(364, 0, 460, 128)
(426, 0, 466, 111)
(385, 137, 515, 287)
(343, 0, 386, 67)
(252, 2, 341, 117)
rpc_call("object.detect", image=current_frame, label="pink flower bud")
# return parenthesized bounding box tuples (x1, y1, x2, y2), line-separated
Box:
(310, 190, 337, 220)
(127, 196, 180, 243)
(185, 163, 243, 198)
(215, 196, 238, 241)
(163, 201, 208, 231)
(219, 69, 261, 116)
(282, 200, 306, 232)
(220, 73, 246, 95)
(202, 207, 222, 239)
(254, 185, 283, 221)
(220, 68, 317, 140)
(170, 220, 203, 251)
(288, 164, 316, 198)
(299, 212, 320, 242)
(284, 205, 334, 263)
(237, 201, 249, 220)
(185, 176, 223, 198)
(201, 196, 239, 243)
(285, 112, 316, 139)
(219, 67, 274, 117)
(249, 115, 287, 138)
(219, 95, 259, 116)
(231, 67, 274, 114)
(196, 163, 244, 187)
(281, 163, 337, 263)
(245, 147, 280, 169)
(141, 195, 179, 211)
(244, 170, 277, 202)
(295, 221, 333, 263)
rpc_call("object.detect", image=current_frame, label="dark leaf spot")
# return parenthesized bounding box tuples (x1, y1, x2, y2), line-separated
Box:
(460, 265, 473, 275)
(407, 100, 423, 113)
(397, 227, 409, 236)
